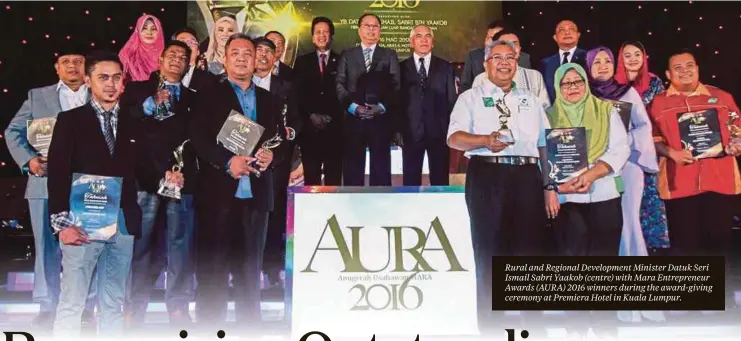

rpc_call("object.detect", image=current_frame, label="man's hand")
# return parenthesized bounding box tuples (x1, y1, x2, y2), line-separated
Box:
(573, 171, 597, 194)
(726, 143, 741, 157)
(310, 114, 326, 130)
(255, 148, 274, 171)
(228, 155, 258, 179)
(668, 148, 695, 165)
(165, 171, 184, 188)
(392, 133, 404, 147)
(366, 104, 384, 116)
(28, 156, 47, 177)
(485, 132, 509, 153)
(154, 89, 171, 106)
(356, 105, 374, 120)
(289, 163, 304, 186)
(544, 190, 560, 219)
(558, 178, 579, 194)
(59, 226, 90, 246)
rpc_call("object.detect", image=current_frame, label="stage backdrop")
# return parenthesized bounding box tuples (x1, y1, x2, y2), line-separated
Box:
(186, 0, 502, 65)
(286, 186, 478, 338)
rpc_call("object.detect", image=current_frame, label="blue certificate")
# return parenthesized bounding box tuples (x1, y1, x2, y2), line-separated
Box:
(69, 173, 123, 241)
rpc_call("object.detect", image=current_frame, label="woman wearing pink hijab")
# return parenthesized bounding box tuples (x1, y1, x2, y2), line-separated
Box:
(119, 14, 165, 82)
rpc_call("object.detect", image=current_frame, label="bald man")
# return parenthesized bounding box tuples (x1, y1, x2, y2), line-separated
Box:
(399, 25, 457, 186)
(540, 20, 587, 103)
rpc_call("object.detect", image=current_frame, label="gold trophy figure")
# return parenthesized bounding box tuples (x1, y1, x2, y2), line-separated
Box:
(727, 111, 741, 146)
(158, 140, 190, 199)
(494, 98, 515, 144)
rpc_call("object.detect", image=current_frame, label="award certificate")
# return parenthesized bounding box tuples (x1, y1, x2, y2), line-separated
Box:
(678, 109, 723, 159)
(27, 117, 57, 157)
(546, 127, 589, 183)
(69, 173, 122, 241)
(216, 110, 265, 155)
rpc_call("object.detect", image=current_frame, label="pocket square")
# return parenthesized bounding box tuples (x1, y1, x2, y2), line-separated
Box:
(130, 139, 136, 143)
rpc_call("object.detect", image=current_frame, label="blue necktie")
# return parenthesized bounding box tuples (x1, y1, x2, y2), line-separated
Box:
(166, 84, 180, 101)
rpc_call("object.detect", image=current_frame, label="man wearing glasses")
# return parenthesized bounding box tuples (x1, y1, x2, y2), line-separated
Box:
(172, 27, 214, 92)
(119, 40, 197, 328)
(447, 40, 553, 335)
(336, 13, 401, 186)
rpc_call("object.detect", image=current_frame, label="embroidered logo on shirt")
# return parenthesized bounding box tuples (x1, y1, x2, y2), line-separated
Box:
(518, 97, 532, 110)
(482, 97, 495, 107)
(708, 97, 718, 104)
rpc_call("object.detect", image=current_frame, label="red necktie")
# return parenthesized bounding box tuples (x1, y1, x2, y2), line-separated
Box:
(320, 53, 326, 75)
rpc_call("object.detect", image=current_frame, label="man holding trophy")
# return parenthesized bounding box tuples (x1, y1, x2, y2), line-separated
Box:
(119, 40, 198, 327)
(189, 34, 286, 335)
(648, 49, 741, 310)
(446, 40, 553, 334)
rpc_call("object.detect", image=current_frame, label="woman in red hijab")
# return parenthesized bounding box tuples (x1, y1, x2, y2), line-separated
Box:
(119, 14, 165, 82)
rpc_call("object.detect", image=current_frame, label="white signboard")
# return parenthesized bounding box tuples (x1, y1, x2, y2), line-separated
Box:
(287, 188, 478, 339)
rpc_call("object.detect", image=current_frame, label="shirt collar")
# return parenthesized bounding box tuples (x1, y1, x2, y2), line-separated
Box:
(56, 80, 87, 93)
(559, 46, 577, 57)
(317, 49, 331, 58)
(361, 43, 377, 51)
(90, 98, 120, 115)
(481, 77, 517, 94)
(413, 52, 431, 63)
(666, 83, 711, 97)
(228, 78, 256, 93)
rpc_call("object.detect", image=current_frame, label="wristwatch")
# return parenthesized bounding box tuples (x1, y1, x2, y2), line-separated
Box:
(543, 183, 559, 193)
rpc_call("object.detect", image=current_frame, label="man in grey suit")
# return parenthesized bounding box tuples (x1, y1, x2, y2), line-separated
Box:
(460, 20, 531, 93)
(4, 48, 89, 329)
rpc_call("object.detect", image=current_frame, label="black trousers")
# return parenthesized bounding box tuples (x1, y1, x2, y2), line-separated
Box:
(465, 158, 547, 333)
(195, 198, 268, 332)
(554, 197, 623, 256)
(665, 192, 735, 305)
(402, 136, 449, 186)
(342, 117, 391, 186)
(554, 197, 623, 335)
(301, 130, 343, 186)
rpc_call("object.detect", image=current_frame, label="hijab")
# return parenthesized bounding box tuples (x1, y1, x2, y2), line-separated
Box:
(614, 41, 653, 95)
(118, 15, 164, 82)
(586, 46, 631, 100)
(547, 63, 614, 165)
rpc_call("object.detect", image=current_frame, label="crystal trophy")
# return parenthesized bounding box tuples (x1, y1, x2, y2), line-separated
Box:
(727, 111, 741, 146)
(249, 104, 287, 177)
(157, 140, 189, 199)
(154, 74, 176, 121)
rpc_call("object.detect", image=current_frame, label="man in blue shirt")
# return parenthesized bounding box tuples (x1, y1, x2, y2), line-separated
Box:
(189, 34, 286, 336)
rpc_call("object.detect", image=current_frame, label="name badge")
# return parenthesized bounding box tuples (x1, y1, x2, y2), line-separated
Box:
(482, 97, 495, 107)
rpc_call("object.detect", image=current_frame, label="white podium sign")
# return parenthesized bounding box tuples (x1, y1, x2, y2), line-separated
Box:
(286, 187, 478, 339)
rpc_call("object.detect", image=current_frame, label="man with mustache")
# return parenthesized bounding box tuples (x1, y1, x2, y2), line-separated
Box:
(252, 36, 301, 289)
(540, 20, 587, 103)
(447, 40, 552, 335)
(119, 40, 198, 328)
(4, 44, 91, 330)
(399, 24, 457, 186)
(648, 49, 741, 312)
(336, 13, 401, 186)
(265, 30, 294, 80)
(189, 34, 285, 335)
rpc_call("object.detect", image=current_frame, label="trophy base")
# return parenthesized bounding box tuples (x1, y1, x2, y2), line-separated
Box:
(157, 182, 182, 200)
(154, 111, 176, 121)
(498, 129, 515, 144)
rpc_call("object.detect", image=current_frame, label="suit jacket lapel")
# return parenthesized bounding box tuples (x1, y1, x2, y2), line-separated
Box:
(427, 56, 440, 84)
(81, 104, 113, 160)
(255, 89, 271, 130)
(43, 86, 63, 115)
(370, 46, 383, 72)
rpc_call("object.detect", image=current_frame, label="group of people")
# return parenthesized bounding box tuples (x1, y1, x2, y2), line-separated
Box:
(450, 19, 741, 339)
(3, 9, 740, 340)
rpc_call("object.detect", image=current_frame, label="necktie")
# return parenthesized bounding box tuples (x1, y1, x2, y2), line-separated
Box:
(273, 63, 280, 76)
(363, 48, 372, 72)
(102, 112, 115, 155)
(320, 53, 326, 75)
(561, 51, 570, 65)
(166, 84, 180, 101)
(418, 57, 428, 86)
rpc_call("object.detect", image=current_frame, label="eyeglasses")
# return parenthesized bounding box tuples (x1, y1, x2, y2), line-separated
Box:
(165, 55, 188, 63)
(560, 80, 586, 89)
(487, 54, 517, 64)
(361, 24, 380, 31)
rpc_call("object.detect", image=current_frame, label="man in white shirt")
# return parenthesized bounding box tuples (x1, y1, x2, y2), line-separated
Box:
(4, 47, 90, 329)
(447, 40, 553, 336)
(540, 20, 588, 103)
(472, 28, 551, 110)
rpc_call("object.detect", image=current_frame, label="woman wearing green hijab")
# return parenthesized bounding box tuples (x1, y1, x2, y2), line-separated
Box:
(546, 63, 630, 338)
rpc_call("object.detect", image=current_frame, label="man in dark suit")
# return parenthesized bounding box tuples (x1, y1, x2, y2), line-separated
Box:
(119, 40, 198, 328)
(540, 20, 587, 103)
(47, 52, 175, 337)
(173, 27, 215, 92)
(189, 34, 285, 334)
(294, 17, 343, 186)
(336, 13, 401, 186)
(251, 36, 300, 288)
(460, 20, 531, 93)
(400, 25, 457, 186)
(265, 30, 294, 80)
